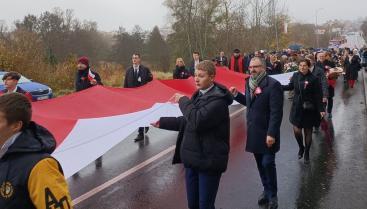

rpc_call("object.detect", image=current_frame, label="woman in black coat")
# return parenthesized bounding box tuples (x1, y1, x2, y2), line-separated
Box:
(173, 57, 191, 79)
(283, 59, 325, 164)
(344, 52, 361, 88)
(151, 61, 233, 209)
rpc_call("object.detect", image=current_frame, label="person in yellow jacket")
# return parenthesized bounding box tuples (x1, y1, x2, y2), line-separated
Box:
(0, 93, 73, 209)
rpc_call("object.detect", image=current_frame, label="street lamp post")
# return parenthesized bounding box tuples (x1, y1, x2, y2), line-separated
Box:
(315, 8, 324, 48)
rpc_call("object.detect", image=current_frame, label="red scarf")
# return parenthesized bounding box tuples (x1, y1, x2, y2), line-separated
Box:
(230, 56, 244, 73)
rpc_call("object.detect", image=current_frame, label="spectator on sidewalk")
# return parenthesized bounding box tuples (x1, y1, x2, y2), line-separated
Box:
(75, 56, 103, 92)
(173, 58, 190, 79)
(1, 72, 32, 101)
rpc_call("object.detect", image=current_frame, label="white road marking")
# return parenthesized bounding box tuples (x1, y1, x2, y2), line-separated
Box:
(72, 106, 246, 205)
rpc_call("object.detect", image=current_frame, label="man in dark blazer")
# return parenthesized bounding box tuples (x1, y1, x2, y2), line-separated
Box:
(124, 53, 153, 88)
(123, 53, 153, 142)
(216, 51, 228, 66)
(1, 72, 33, 101)
(230, 57, 283, 209)
(189, 51, 202, 76)
(266, 53, 283, 75)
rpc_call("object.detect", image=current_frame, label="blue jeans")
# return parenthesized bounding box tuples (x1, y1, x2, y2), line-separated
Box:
(185, 167, 222, 209)
(254, 153, 277, 200)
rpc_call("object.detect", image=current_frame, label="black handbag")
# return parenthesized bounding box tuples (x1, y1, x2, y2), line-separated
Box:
(299, 76, 314, 110)
(302, 101, 314, 110)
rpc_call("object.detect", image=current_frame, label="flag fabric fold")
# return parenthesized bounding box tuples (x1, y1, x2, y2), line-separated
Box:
(32, 68, 251, 178)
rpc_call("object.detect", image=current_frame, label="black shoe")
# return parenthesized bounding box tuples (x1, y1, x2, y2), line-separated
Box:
(298, 147, 304, 159)
(144, 127, 149, 133)
(304, 152, 310, 164)
(268, 197, 278, 209)
(258, 192, 269, 206)
(134, 134, 144, 142)
(95, 157, 102, 168)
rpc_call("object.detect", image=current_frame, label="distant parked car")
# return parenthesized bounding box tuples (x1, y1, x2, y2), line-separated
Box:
(0, 71, 53, 101)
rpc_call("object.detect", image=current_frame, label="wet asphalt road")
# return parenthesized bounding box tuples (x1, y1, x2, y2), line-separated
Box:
(69, 72, 367, 209)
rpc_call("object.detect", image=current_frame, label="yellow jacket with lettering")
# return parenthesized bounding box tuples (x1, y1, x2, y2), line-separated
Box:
(0, 122, 73, 209)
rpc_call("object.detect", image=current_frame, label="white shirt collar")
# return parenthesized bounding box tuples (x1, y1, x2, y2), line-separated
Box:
(199, 84, 215, 95)
(133, 65, 140, 70)
(0, 132, 21, 159)
(12, 86, 18, 93)
(6, 86, 18, 93)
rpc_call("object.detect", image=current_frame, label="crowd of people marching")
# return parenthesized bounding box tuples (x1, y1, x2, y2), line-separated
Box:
(166, 46, 364, 209)
(0, 44, 365, 209)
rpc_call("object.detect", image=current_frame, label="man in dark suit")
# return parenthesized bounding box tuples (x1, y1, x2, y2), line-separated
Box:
(123, 53, 153, 142)
(1, 72, 32, 101)
(266, 53, 283, 75)
(216, 51, 228, 66)
(230, 57, 283, 209)
(189, 51, 202, 76)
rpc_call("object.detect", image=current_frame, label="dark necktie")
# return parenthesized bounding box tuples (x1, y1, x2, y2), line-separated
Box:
(134, 68, 138, 81)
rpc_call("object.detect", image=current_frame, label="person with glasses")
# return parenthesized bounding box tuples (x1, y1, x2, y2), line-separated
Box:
(229, 57, 283, 209)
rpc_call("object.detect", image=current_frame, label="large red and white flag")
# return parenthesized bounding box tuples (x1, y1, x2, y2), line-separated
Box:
(32, 68, 249, 178)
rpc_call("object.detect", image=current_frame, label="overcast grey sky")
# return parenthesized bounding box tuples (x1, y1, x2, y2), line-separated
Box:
(1, 0, 366, 31)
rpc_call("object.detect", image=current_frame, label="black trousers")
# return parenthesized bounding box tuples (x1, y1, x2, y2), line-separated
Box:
(138, 127, 149, 135)
(185, 167, 222, 209)
(254, 153, 277, 200)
